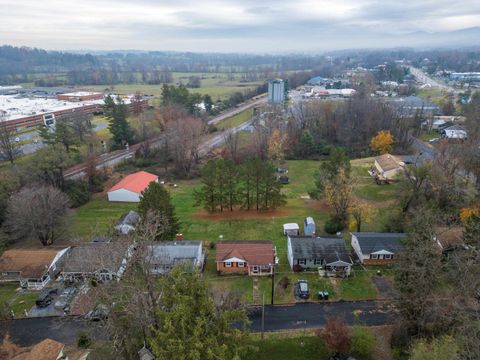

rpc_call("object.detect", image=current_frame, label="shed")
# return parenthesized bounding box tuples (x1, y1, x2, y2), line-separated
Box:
(304, 217, 316, 236)
(283, 223, 300, 236)
(107, 171, 158, 202)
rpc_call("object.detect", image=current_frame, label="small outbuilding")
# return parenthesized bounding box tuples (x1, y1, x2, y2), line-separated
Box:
(283, 223, 300, 236)
(304, 217, 316, 236)
(374, 153, 405, 180)
(107, 171, 158, 202)
(441, 125, 467, 140)
(115, 210, 140, 235)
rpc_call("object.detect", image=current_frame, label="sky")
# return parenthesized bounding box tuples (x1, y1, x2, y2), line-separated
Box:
(1, 0, 479, 53)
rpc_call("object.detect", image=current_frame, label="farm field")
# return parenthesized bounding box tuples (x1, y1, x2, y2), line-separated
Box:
(72, 158, 399, 304)
(76, 72, 264, 100)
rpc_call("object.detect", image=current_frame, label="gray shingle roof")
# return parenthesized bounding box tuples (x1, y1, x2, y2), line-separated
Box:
(117, 210, 140, 227)
(289, 236, 350, 264)
(352, 232, 407, 254)
(147, 241, 202, 266)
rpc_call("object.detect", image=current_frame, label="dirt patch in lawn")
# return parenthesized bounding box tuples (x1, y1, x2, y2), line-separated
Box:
(194, 208, 291, 221)
(306, 199, 331, 212)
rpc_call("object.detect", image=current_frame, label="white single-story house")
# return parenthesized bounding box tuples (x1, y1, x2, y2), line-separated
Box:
(107, 171, 158, 202)
(351, 232, 407, 265)
(59, 241, 134, 282)
(0, 248, 69, 290)
(283, 223, 300, 236)
(441, 125, 467, 140)
(146, 240, 205, 274)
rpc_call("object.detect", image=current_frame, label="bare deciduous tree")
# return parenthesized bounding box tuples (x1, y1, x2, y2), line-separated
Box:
(0, 115, 22, 164)
(223, 128, 240, 163)
(5, 185, 71, 245)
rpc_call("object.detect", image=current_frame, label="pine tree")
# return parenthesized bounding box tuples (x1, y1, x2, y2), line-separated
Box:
(104, 95, 134, 149)
(138, 182, 180, 240)
(194, 160, 218, 213)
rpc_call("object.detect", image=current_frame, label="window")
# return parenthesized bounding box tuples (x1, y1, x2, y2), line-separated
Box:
(370, 254, 378, 259)
(384, 254, 392, 259)
(225, 262, 232, 267)
(314, 259, 322, 265)
(252, 266, 259, 274)
(238, 262, 245, 267)
(298, 259, 306, 265)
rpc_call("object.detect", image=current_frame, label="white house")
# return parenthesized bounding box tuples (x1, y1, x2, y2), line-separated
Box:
(441, 125, 467, 140)
(351, 232, 407, 265)
(107, 171, 158, 202)
(146, 241, 205, 275)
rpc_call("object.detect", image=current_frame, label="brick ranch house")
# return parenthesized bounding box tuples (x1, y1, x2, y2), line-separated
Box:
(351, 232, 407, 265)
(215, 240, 276, 276)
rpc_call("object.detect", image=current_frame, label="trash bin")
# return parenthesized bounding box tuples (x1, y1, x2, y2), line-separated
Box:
(318, 291, 324, 300)
(324, 291, 329, 300)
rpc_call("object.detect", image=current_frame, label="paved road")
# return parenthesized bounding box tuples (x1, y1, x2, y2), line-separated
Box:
(407, 65, 457, 94)
(65, 100, 260, 179)
(0, 300, 396, 347)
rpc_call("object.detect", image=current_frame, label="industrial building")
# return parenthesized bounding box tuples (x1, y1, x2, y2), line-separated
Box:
(0, 90, 146, 130)
(267, 79, 287, 104)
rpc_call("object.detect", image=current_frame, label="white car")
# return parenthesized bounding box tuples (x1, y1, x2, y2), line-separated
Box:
(14, 137, 20, 143)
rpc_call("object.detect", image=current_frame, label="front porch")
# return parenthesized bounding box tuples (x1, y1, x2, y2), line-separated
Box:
(248, 264, 273, 276)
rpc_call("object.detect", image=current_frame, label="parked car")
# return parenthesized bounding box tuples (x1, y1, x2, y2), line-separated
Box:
(276, 167, 288, 174)
(14, 137, 20, 143)
(278, 175, 290, 184)
(54, 287, 76, 309)
(295, 280, 310, 299)
(35, 288, 58, 308)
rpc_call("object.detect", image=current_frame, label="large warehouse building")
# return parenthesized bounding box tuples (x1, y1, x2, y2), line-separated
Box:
(0, 90, 146, 130)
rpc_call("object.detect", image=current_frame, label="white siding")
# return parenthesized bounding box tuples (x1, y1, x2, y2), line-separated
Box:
(350, 234, 364, 263)
(287, 237, 294, 269)
(107, 189, 141, 202)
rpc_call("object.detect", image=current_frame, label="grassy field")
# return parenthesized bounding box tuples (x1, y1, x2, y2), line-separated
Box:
(0, 284, 17, 305)
(215, 108, 253, 130)
(0, 284, 37, 318)
(71, 158, 398, 303)
(77, 72, 264, 101)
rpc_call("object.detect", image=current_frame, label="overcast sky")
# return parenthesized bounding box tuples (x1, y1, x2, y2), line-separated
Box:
(1, 0, 479, 53)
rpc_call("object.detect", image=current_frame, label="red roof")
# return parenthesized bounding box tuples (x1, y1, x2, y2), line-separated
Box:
(215, 241, 274, 266)
(108, 171, 158, 194)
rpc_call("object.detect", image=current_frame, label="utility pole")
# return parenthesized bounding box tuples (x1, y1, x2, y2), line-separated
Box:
(261, 290, 265, 340)
(271, 262, 275, 305)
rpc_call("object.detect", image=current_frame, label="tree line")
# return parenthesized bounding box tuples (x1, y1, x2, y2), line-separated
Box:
(194, 158, 286, 213)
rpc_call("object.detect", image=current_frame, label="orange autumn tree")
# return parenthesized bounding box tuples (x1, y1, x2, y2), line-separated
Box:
(370, 130, 394, 155)
(460, 207, 480, 223)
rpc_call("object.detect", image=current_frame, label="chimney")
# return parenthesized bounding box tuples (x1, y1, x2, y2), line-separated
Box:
(175, 233, 184, 241)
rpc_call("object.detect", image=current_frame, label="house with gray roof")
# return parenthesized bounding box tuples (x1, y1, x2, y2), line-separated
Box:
(287, 235, 351, 277)
(351, 232, 407, 265)
(146, 241, 205, 275)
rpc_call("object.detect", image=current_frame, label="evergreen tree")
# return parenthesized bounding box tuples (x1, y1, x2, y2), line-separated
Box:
(138, 182, 180, 240)
(148, 267, 249, 360)
(104, 95, 134, 149)
(194, 160, 218, 213)
(260, 161, 287, 210)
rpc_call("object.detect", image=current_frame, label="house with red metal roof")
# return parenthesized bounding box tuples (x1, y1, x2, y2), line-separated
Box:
(107, 171, 158, 202)
(215, 240, 276, 276)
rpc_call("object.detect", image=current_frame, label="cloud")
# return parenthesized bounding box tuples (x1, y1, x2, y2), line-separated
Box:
(0, 0, 479, 52)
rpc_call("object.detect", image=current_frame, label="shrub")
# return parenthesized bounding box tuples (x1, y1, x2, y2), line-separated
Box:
(65, 179, 91, 208)
(278, 276, 290, 290)
(350, 326, 375, 360)
(292, 264, 303, 273)
(324, 215, 344, 234)
(77, 331, 92, 348)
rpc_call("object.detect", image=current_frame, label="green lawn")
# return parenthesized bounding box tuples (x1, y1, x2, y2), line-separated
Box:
(72, 159, 396, 303)
(247, 334, 329, 360)
(10, 292, 38, 317)
(0, 284, 18, 305)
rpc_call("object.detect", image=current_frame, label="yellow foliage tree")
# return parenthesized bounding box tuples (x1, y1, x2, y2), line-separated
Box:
(370, 130, 394, 155)
(349, 199, 374, 232)
(460, 207, 480, 223)
(267, 129, 286, 162)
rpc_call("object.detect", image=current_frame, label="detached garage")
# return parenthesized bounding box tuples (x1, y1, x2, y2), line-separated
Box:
(107, 171, 158, 202)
